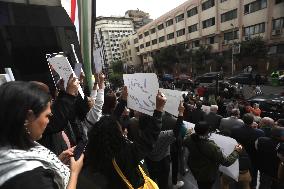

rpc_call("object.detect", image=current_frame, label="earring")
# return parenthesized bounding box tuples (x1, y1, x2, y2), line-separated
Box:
(25, 127, 31, 135)
(24, 120, 30, 135)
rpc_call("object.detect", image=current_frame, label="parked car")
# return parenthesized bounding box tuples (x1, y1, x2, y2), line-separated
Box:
(206, 81, 235, 95)
(195, 72, 223, 84)
(228, 73, 267, 85)
(247, 94, 284, 120)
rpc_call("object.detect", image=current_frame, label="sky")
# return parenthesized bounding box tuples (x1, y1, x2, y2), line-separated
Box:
(96, 0, 188, 20)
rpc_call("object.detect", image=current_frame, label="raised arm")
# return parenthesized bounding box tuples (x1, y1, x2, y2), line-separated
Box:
(130, 91, 167, 164)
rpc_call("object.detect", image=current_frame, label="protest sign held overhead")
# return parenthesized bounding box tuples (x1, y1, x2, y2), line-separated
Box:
(47, 54, 85, 99)
(159, 88, 183, 116)
(123, 73, 159, 116)
(210, 133, 239, 181)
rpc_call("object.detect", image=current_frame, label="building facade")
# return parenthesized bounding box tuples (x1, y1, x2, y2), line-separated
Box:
(120, 34, 142, 73)
(125, 9, 153, 31)
(127, 0, 284, 72)
(95, 17, 134, 66)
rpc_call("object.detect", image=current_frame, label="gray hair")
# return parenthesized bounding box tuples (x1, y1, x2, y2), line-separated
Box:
(210, 105, 218, 112)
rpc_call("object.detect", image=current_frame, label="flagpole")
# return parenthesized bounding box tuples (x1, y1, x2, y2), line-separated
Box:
(79, 0, 93, 91)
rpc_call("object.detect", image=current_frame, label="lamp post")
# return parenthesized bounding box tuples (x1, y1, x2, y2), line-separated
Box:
(231, 23, 234, 76)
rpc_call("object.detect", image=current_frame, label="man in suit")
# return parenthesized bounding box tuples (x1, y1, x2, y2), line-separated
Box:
(219, 108, 244, 136)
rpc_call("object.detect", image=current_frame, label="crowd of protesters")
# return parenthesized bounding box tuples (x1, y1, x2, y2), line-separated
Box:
(0, 71, 284, 189)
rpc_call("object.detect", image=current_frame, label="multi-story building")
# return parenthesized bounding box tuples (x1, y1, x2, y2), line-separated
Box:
(120, 34, 142, 73)
(125, 9, 153, 31)
(127, 0, 284, 72)
(95, 17, 134, 66)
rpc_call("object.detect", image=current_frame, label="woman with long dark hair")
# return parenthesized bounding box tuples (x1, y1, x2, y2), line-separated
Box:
(0, 81, 84, 189)
(84, 90, 167, 188)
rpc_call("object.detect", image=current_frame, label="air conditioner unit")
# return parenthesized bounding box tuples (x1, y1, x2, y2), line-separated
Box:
(222, 40, 228, 45)
(272, 29, 282, 36)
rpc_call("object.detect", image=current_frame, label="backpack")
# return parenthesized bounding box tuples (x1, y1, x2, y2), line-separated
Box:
(112, 159, 159, 189)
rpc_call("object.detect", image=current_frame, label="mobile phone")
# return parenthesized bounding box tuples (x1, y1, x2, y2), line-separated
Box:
(73, 140, 87, 161)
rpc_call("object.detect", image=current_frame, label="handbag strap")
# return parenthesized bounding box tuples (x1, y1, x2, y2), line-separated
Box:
(112, 159, 134, 189)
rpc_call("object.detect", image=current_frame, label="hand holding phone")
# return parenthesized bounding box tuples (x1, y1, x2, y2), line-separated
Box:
(73, 140, 87, 161)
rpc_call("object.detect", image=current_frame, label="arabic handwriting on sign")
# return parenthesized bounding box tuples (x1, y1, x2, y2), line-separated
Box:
(148, 95, 155, 106)
(129, 79, 148, 94)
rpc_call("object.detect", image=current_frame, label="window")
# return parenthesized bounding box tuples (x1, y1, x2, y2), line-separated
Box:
(176, 28, 185, 37)
(272, 17, 284, 30)
(244, 22, 265, 36)
(244, 0, 267, 15)
(221, 9, 237, 23)
(175, 13, 184, 23)
(159, 36, 165, 42)
(152, 39, 157, 45)
(166, 19, 174, 27)
(203, 17, 215, 28)
(206, 36, 215, 44)
(275, 0, 284, 4)
(220, 0, 228, 2)
(192, 40, 200, 48)
(134, 38, 138, 44)
(146, 41, 151, 47)
(140, 44, 144, 48)
(128, 50, 131, 55)
(158, 23, 164, 30)
(202, 0, 215, 11)
(188, 23, 198, 33)
(224, 30, 239, 41)
(167, 32, 174, 40)
(130, 57, 132, 61)
(144, 31, 149, 37)
(150, 28, 156, 34)
(135, 47, 139, 52)
(139, 34, 143, 39)
(187, 7, 198, 17)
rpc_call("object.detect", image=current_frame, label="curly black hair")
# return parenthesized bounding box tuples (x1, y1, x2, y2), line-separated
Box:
(85, 115, 124, 175)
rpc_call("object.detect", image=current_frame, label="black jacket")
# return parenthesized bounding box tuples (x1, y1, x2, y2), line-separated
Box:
(231, 125, 265, 166)
(256, 137, 280, 178)
(204, 112, 223, 131)
(0, 167, 58, 189)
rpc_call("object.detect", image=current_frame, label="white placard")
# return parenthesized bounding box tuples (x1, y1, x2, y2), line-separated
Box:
(93, 47, 103, 73)
(0, 74, 11, 86)
(4, 68, 15, 81)
(209, 133, 239, 181)
(47, 54, 85, 99)
(74, 63, 82, 78)
(159, 88, 182, 116)
(123, 73, 159, 116)
(183, 121, 195, 131)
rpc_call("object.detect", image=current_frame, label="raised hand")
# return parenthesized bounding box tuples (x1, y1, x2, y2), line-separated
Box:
(98, 73, 105, 89)
(156, 90, 167, 112)
(178, 100, 185, 116)
(121, 86, 128, 101)
(66, 74, 79, 96)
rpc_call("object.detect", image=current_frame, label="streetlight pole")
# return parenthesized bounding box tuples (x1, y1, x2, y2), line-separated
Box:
(231, 23, 234, 76)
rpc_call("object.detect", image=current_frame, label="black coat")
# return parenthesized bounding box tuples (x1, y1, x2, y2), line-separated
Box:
(203, 112, 223, 131)
(231, 125, 265, 166)
(256, 137, 280, 178)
